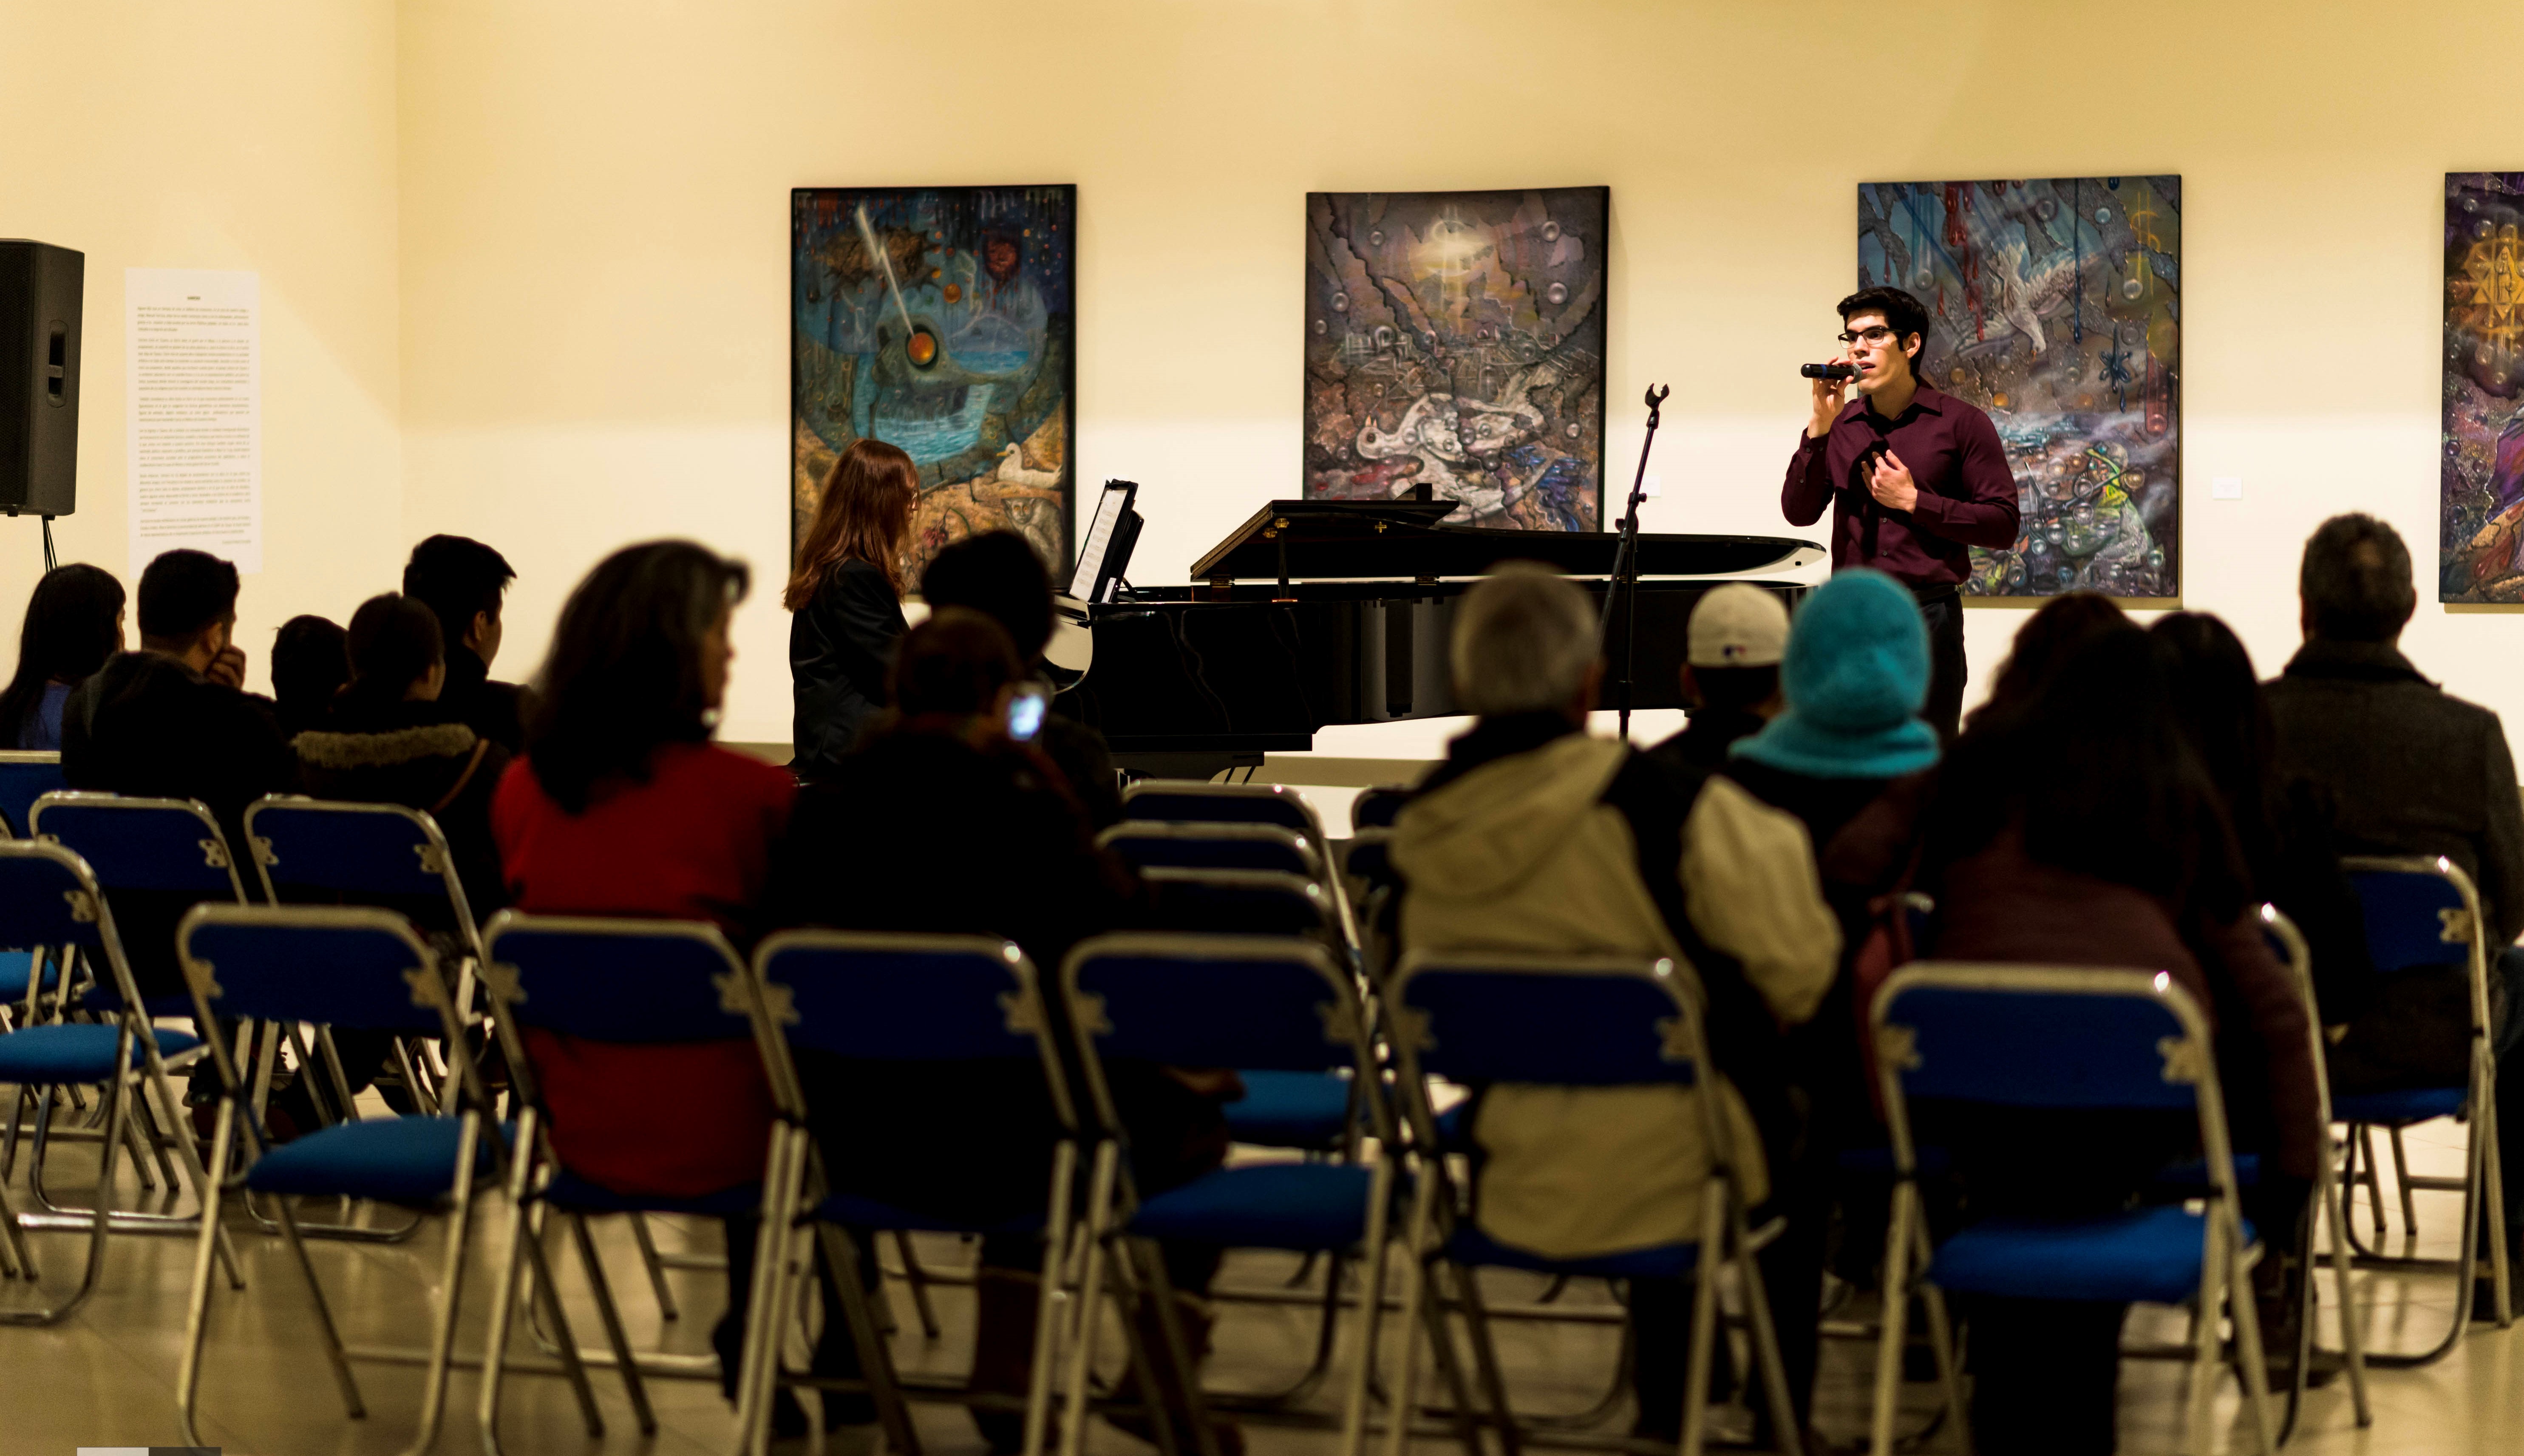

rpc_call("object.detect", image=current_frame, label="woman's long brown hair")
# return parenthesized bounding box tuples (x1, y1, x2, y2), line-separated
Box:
(786, 438, 918, 608)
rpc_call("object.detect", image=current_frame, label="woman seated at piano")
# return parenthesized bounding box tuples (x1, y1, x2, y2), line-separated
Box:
(785, 438, 918, 780)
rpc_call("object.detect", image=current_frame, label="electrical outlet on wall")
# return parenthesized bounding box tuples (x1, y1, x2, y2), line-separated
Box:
(1641, 473, 1662, 498)
(2212, 476, 2243, 500)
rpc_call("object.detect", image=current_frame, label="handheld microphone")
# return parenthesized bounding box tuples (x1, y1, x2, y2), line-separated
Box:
(1800, 362, 1856, 381)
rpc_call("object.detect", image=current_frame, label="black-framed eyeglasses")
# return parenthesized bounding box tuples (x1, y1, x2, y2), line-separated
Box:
(1837, 326, 1898, 346)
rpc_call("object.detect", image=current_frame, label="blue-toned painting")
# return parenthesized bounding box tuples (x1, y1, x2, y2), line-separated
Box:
(1859, 177, 2181, 599)
(1304, 188, 1607, 531)
(791, 185, 1075, 584)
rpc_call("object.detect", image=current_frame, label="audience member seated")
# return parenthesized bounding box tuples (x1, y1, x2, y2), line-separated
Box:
(269, 614, 349, 741)
(402, 533, 526, 750)
(917, 529, 1122, 826)
(769, 610, 1234, 1455)
(293, 593, 510, 918)
(487, 540, 813, 1427)
(1725, 569, 1942, 851)
(2153, 612, 2374, 1024)
(1962, 588, 2128, 728)
(786, 439, 915, 780)
(1645, 582, 1787, 776)
(0, 563, 123, 751)
(2263, 512, 2524, 1276)
(62, 548, 295, 997)
(1388, 562, 1841, 1447)
(1851, 624, 2320, 1456)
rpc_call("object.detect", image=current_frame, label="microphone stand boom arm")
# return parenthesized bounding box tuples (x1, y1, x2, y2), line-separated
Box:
(1599, 384, 1670, 742)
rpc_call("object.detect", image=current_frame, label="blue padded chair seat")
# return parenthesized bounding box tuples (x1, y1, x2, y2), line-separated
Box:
(1445, 1221, 1700, 1280)
(246, 1116, 504, 1205)
(1928, 1205, 2257, 1306)
(540, 1171, 763, 1218)
(813, 1192, 1046, 1238)
(2334, 1085, 2468, 1126)
(1128, 1162, 1376, 1251)
(1226, 1071, 1353, 1149)
(0, 1024, 197, 1084)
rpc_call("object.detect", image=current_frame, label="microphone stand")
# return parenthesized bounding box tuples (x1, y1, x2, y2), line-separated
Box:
(1599, 383, 1670, 742)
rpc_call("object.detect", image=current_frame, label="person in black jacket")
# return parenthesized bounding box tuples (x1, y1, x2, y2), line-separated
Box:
(785, 438, 915, 780)
(269, 614, 349, 742)
(770, 611, 1234, 1456)
(61, 549, 296, 998)
(292, 593, 510, 922)
(917, 528, 1123, 827)
(403, 534, 527, 751)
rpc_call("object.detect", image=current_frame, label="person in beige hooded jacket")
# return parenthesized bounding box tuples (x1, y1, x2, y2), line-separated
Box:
(1389, 563, 1840, 1442)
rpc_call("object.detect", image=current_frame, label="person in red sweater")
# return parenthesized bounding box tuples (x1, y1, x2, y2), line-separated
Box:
(487, 540, 826, 1429)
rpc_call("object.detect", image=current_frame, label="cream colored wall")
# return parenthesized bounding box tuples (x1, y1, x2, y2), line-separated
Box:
(0, 2, 403, 694)
(0, 0, 2454, 754)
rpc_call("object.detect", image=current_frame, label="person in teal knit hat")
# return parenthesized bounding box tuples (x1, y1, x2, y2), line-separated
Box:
(1723, 567, 1942, 850)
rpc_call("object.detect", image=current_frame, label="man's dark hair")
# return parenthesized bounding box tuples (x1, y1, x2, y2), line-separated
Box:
(1837, 286, 1933, 383)
(1693, 664, 1779, 714)
(402, 535, 516, 652)
(137, 549, 241, 645)
(2300, 514, 2415, 643)
(918, 531, 1054, 663)
(270, 615, 350, 717)
(891, 608, 1024, 717)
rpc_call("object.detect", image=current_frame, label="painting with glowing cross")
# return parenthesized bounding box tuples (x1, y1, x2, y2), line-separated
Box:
(1859, 177, 2182, 599)
(1304, 188, 1608, 530)
(2440, 173, 2524, 602)
(791, 185, 1075, 586)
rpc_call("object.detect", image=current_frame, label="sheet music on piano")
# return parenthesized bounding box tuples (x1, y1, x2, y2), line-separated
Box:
(1068, 480, 1140, 603)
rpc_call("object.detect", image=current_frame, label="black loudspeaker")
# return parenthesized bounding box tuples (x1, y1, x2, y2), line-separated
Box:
(0, 241, 82, 517)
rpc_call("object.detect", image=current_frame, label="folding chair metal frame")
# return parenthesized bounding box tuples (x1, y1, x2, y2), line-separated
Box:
(0, 838, 238, 1322)
(1057, 931, 1398, 1456)
(728, 928, 1087, 1456)
(1382, 949, 1804, 1456)
(473, 911, 763, 1453)
(1870, 963, 2273, 1456)
(2330, 854, 2511, 1363)
(170, 902, 499, 1455)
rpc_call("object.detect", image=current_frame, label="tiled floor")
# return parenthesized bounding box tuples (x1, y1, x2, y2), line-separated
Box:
(0, 1110, 2516, 1454)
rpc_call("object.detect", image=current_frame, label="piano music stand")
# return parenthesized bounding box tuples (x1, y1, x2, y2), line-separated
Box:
(1600, 384, 1671, 741)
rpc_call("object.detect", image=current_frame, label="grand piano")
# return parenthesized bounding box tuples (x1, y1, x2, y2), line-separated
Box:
(1055, 498, 1824, 777)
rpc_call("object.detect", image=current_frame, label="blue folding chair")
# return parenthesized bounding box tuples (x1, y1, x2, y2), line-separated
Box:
(731, 930, 1081, 1456)
(473, 911, 765, 1452)
(245, 796, 485, 958)
(0, 840, 232, 1322)
(1871, 963, 2273, 1456)
(1101, 821, 1327, 882)
(1385, 950, 1804, 1456)
(2260, 904, 2372, 1435)
(1059, 932, 1397, 1456)
(2329, 855, 2510, 1360)
(171, 903, 499, 1454)
(1141, 868, 1360, 1153)
(1122, 780, 1328, 841)
(0, 750, 66, 838)
(246, 796, 488, 1124)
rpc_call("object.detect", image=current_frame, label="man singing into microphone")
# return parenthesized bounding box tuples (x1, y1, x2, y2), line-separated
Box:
(1782, 287, 2018, 740)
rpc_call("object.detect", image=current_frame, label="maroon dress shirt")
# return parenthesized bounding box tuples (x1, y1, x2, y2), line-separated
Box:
(1781, 384, 2022, 588)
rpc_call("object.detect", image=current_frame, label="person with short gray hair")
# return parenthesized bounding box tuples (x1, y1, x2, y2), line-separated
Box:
(1390, 561, 1841, 1445)
(2269, 512, 2524, 1281)
(1448, 561, 1603, 716)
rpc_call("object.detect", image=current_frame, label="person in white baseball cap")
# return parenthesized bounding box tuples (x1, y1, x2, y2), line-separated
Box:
(1646, 582, 1790, 775)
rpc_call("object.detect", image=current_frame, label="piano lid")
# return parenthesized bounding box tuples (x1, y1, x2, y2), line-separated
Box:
(1188, 499, 1824, 582)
